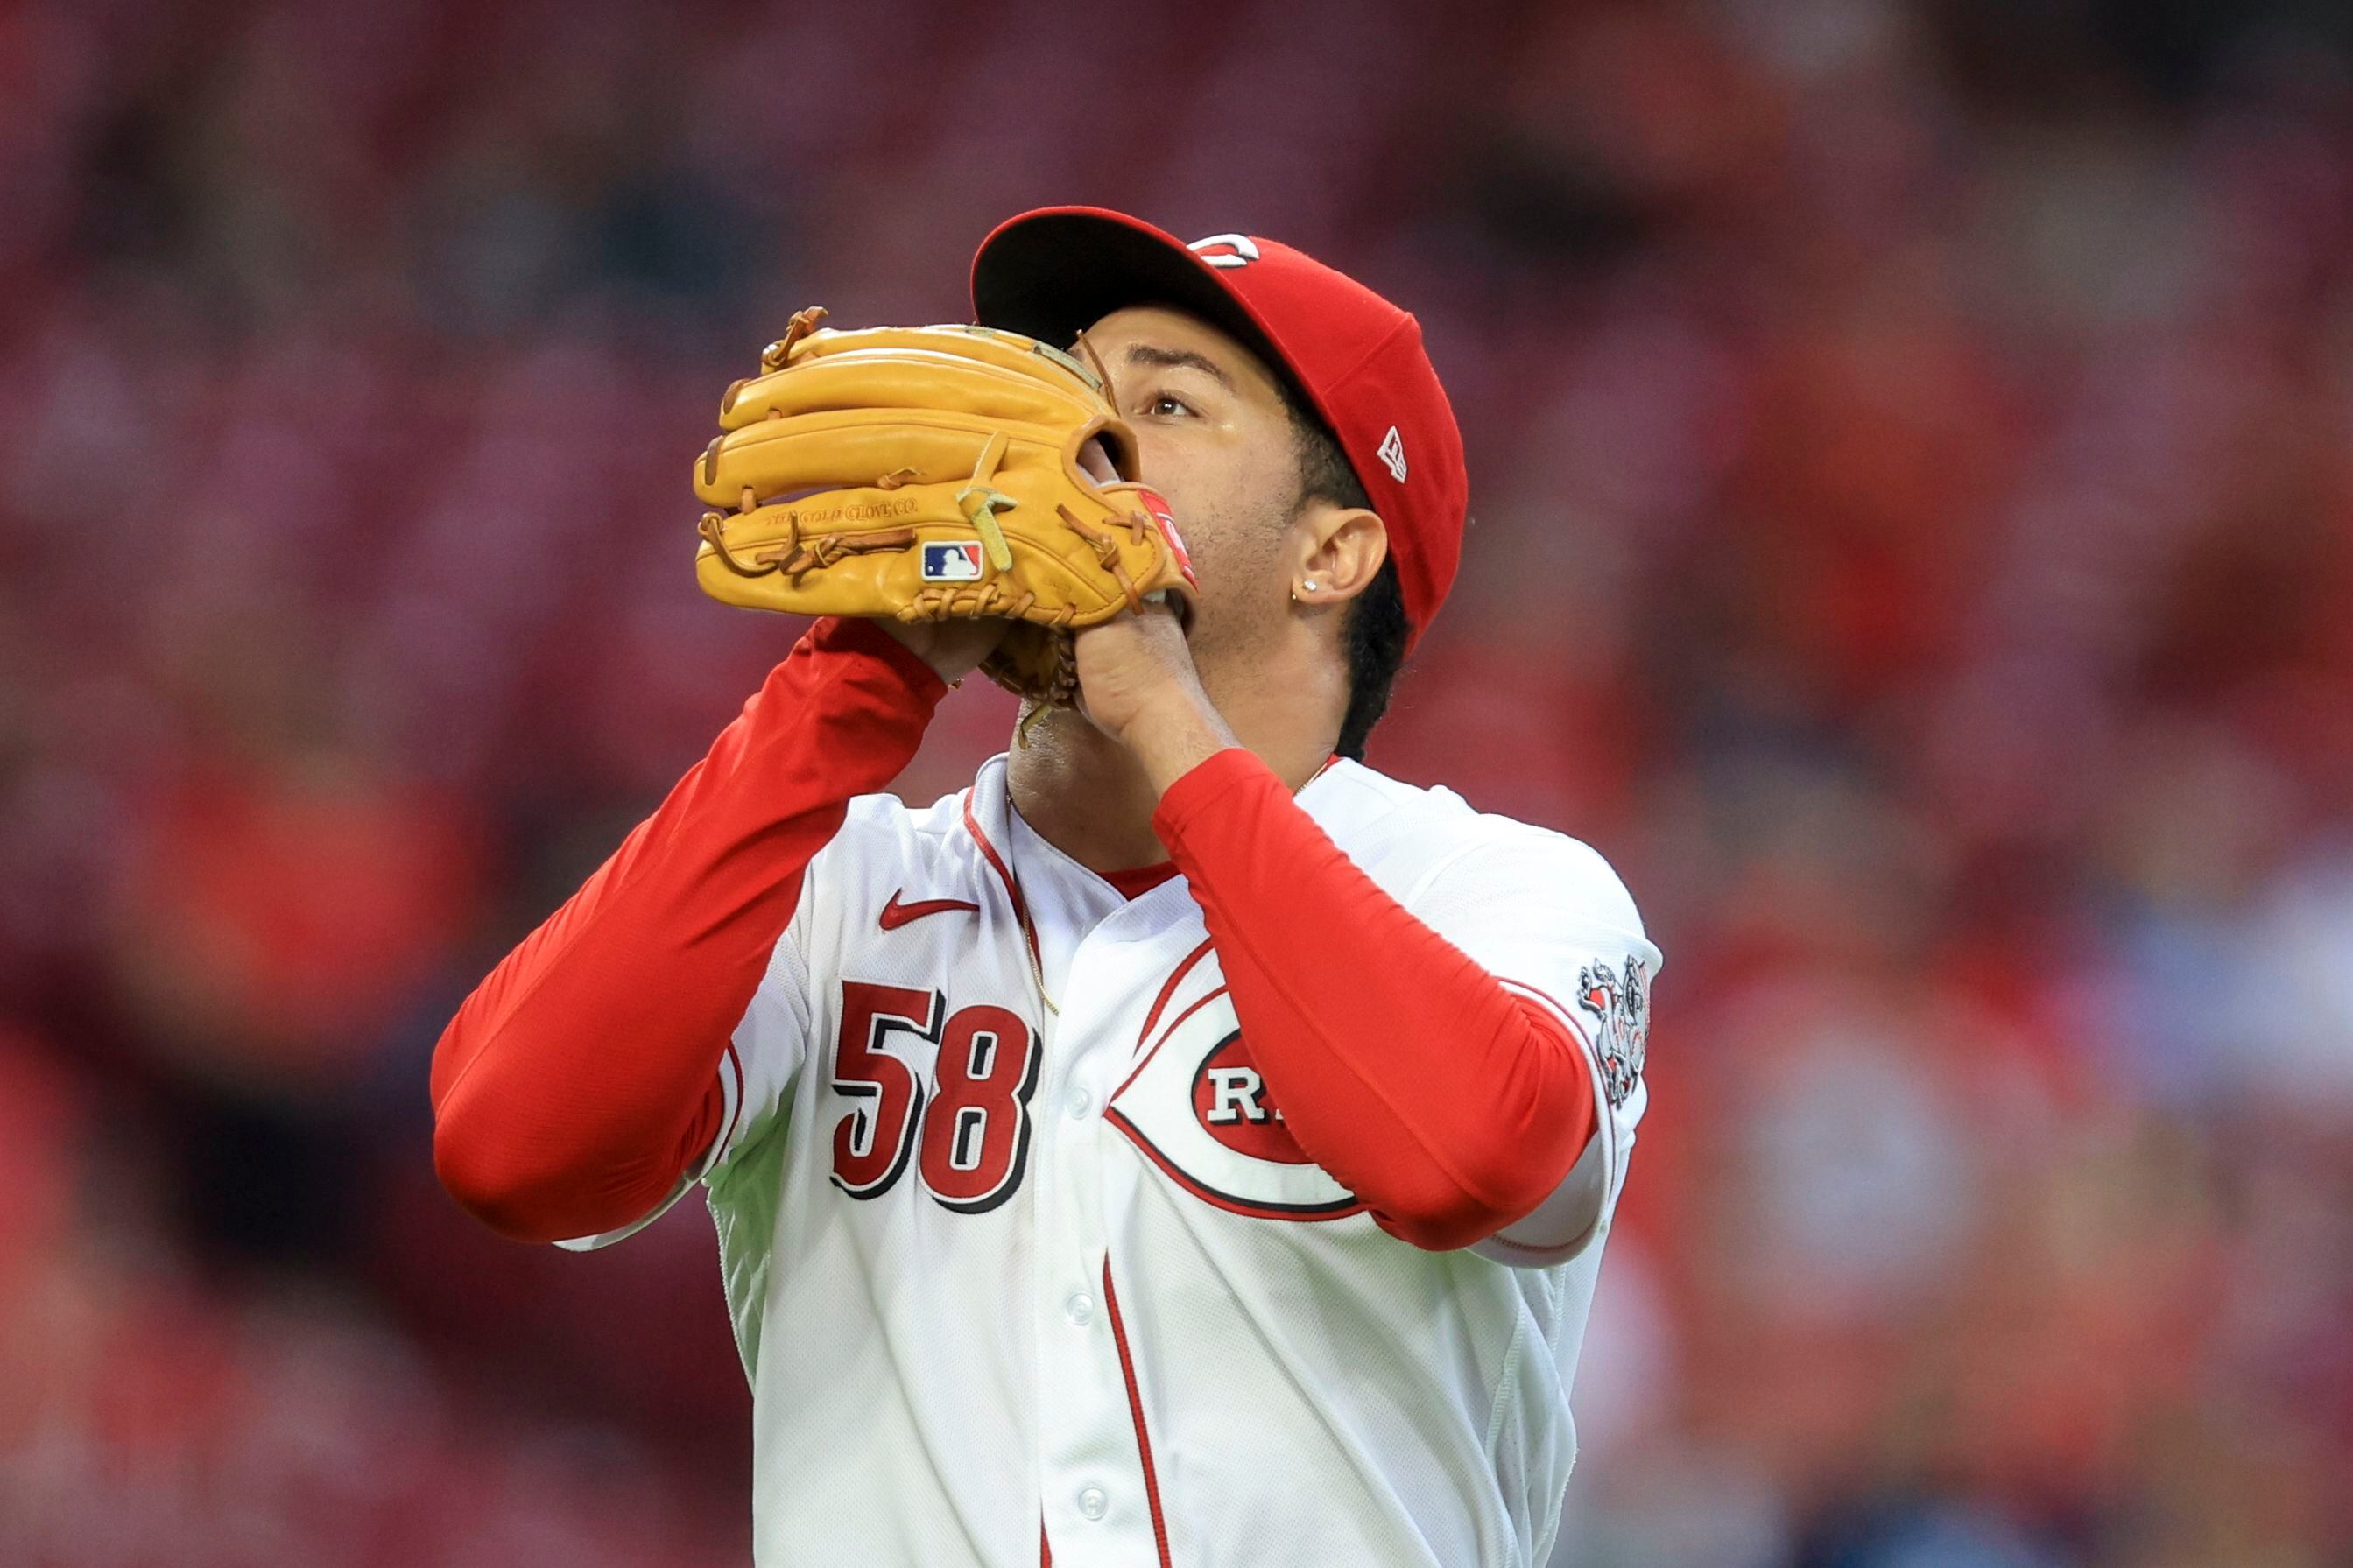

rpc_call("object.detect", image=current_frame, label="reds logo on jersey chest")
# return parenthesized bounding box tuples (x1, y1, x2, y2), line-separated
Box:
(1103, 941, 1363, 1220)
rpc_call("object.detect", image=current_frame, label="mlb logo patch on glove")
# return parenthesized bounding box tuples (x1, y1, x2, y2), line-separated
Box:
(921, 541, 986, 582)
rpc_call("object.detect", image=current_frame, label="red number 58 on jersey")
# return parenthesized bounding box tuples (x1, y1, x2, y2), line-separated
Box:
(828, 980, 1043, 1214)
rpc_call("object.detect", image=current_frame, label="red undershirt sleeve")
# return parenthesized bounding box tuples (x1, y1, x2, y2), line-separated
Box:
(428, 617, 945, 1245)
(1152, 749, 1598, 1253)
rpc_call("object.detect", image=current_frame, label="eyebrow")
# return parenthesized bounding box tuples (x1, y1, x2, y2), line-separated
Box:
(1122, 343, 1236, 391)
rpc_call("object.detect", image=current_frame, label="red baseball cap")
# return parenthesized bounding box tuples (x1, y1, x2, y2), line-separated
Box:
(970, 207, 1467, 649)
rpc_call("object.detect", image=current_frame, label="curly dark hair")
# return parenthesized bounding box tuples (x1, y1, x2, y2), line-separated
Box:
(1281, 394, 1411, 761)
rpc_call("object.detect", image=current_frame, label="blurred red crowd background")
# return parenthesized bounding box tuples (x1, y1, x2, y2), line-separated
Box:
(4, 0, 2351, 1564)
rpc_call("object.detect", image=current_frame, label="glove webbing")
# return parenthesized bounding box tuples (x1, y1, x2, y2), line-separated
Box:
(904, 580, 1058, 624)
(1057, 505, 1156, 614)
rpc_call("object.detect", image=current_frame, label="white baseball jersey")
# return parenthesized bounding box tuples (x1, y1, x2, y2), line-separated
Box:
(565, 752, 1659, 1567)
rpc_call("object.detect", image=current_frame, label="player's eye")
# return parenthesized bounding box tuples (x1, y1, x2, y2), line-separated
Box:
(1143, 390, 1195, 418)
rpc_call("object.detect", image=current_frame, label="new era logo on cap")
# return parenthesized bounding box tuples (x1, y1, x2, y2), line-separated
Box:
(921, 541, 985, 581)
(1377, 426, 1408, 482)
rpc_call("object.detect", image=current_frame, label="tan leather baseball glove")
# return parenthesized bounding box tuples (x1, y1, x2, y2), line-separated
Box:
(694, 307, 1197, 708)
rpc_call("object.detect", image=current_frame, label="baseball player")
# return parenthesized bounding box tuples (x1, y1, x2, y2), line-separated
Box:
(431, 207, 1658, 1567)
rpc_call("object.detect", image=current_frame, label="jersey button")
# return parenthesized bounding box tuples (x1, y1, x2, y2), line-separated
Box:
(1078, 1487, 1108, 1521)
(1065, 1291, 1095, 1327)
(1065, 1086, 1094, 1119)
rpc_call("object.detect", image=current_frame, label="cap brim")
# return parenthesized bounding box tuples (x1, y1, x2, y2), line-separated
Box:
(970, 207, 1307, 411)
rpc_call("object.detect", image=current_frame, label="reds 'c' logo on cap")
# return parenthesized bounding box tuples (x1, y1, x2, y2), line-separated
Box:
(1187, 233, 1260, 270)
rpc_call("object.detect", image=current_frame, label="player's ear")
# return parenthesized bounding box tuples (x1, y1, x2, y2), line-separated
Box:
(1290, 504, 1386, 608)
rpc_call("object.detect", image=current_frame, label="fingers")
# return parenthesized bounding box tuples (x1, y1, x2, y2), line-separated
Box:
(1139, 589, 1192, 635)
(1077, 436, 1119, 486)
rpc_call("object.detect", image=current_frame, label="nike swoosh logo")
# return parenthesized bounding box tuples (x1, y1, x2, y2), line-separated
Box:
(878, 891, 982, 931)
